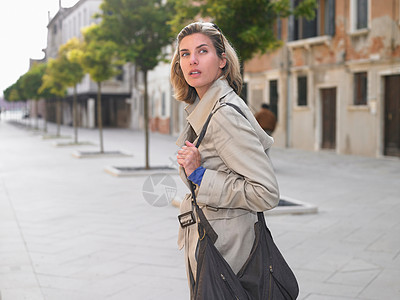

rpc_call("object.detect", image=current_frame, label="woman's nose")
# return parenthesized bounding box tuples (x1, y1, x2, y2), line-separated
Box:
(189, 54, 198, 65)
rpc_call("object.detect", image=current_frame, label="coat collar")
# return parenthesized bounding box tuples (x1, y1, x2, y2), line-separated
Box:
(187, 78, 233, 135)
(176, 78, 234, 146)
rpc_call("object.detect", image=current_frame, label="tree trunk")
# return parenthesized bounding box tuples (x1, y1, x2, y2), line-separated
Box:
(239, 60, 247, 103)
(56, 98, 61, 137)
(73, 85, 78, 144)
(97, 82, 104, 153)
(144, 70, 150, 170)
(35, 100, 39, 130)
(43, 99, 48, 133)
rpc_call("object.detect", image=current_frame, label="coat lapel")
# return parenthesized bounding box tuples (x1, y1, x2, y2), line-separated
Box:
(176, 78, 234, 147)
(187, 78, 233, 136)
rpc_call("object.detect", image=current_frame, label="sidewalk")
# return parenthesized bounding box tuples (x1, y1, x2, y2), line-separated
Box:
(1, 119, 399, 300)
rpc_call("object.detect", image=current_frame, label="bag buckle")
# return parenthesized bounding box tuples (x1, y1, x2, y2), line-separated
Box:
(178, 211, 196, 228)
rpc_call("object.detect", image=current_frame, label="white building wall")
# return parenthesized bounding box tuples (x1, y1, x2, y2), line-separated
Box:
(147, 45, 174, 134)
(62, 0, 102, 43)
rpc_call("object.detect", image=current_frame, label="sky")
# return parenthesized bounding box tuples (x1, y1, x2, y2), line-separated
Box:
(0, 0, 80, 97)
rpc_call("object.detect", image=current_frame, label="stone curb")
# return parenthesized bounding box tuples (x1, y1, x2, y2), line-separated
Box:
(104, 165, 179, 177)
(71, 150, 133, 159)
(53, 141, 95, 147)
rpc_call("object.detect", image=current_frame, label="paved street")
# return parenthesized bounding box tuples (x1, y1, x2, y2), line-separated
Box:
(1, 117, 399, 300)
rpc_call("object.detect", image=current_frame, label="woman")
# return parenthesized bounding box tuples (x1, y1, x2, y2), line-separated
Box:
(171, 22, 279, 291)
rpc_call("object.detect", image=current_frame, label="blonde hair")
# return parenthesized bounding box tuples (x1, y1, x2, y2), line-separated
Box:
(170, 22, 242, 104)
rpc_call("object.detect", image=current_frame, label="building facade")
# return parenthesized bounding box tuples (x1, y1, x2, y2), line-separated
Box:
(44, 0, 132, 129)
(147, 45, 186, 136)
(245, 0, 400, 158)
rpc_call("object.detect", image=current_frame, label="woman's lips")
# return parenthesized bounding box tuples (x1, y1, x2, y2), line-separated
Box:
(189, 69, 201, 77)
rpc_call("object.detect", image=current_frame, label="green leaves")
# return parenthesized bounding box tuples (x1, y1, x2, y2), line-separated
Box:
(39, 58, 68, 98)
(97, 0, 175, 72)
(3, 63, 48, 102)
(3, 80, 23, 102)
(58, 37, 85, 87)
(294, 0, 317, 20)
(20, 63, 47, 101)
(79, 24, 121, 83)
(169, 0, 317, 62)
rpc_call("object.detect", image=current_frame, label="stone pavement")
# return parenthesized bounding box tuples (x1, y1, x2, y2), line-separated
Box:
(0, 118, 399, 300)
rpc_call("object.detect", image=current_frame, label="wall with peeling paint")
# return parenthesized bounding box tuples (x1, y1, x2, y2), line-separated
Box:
(244, 0, 400, 157)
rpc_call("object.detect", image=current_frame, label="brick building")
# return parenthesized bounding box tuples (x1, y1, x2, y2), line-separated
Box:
(245, 0, 400, 157)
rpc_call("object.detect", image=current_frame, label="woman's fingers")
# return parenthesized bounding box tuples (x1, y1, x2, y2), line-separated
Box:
(176, 141, 201, 175)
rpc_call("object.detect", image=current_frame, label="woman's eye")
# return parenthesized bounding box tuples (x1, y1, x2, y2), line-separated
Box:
(181, 52, 189, 57)
(199, 49, 208, 54)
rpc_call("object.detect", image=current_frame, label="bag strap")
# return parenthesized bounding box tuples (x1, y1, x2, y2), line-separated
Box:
(188, 101, 248, 242)
(195, 102, 246, 148)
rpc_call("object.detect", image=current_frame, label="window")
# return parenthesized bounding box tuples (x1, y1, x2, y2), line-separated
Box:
(354, 72, 367, 105)
(356, 0, 368, 29)
(73, 16, 76, 36)
(290, 0, 335, 41)
(351, 0, 369, 31)
(293, 2, 317, 40)
(116, 66, 124, 81)
(269, 80, 279, 120)
(324, 0, 335, 36)
(297, 76, 308, 106)
(276, 18, 282, 40)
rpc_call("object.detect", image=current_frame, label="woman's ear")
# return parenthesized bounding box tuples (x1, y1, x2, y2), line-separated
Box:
(219, 53, 227, 69)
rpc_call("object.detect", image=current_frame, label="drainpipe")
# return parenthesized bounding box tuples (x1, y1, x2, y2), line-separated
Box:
(286, 46, 292, 148)
(286, 3, 294, 148)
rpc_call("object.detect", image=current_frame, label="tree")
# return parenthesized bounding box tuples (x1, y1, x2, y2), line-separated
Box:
(3, 81, 23, 102)
(170, 0, 316, 68)
(35, 64, 55, 133)
(3, 77, 27, 122)
(76, 24, 121, 153)
(97, 0, 175, 169)
(58, 38, 85, 144)
(39, 58, 68, 137)
(20, 63, 47, 129)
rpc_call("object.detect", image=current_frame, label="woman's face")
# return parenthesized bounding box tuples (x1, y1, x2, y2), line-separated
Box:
(179, 33, 226, 99)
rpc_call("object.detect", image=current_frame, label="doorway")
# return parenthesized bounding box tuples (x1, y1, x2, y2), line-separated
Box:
(384, 75, 400, 157)
(269, 80, 279, 120)
(321, 88, 337, 149)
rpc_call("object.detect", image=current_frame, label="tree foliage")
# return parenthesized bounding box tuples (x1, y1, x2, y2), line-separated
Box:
(58, 37, 86, 143)
(96, 0, 176, 168)
(39, 58, 68, 98)
(3, 80, 23, 102)
(169, 0, 317, 62)
(70, 24, 121, 153)
(58, 38, 85, 88)
(78, 24, 121, 83)
(20, 63, 48, 101)
(97, 0, 175, 72)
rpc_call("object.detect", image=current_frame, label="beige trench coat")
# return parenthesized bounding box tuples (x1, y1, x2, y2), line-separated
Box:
(176, 78, 279, 283)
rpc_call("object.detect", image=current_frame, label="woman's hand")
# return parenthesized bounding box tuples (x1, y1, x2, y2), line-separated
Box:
(177, 141, 201, 176)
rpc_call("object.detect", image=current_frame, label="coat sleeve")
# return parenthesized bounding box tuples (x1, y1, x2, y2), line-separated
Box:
(196, 107, 280, 212)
